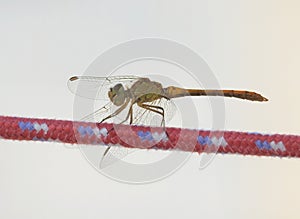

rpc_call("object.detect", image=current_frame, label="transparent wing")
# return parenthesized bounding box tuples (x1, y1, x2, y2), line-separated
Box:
(99, 146, 137, 169)
(80, 101, 114, 122)
(68, 75, 141, 100)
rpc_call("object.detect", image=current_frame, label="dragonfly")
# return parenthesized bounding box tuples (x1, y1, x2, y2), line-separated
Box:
(68, 75, 268, 165)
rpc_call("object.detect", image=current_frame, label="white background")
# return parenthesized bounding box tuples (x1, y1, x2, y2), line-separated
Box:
(0, 0, 299, 218)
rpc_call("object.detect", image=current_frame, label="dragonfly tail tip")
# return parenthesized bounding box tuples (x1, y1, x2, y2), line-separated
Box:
(262, 96, 268, 101)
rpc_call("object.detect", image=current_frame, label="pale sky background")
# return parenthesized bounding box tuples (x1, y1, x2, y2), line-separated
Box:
(0, 0, 299, 219)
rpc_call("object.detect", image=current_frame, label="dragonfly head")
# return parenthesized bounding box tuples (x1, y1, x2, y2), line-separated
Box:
(108, 83, 126, 106)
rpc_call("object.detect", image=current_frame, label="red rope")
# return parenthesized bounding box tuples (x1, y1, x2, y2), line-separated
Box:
(0, 115, 299, 158)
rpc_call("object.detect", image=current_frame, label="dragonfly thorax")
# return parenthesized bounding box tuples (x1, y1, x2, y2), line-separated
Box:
(108, 83, 127, 106)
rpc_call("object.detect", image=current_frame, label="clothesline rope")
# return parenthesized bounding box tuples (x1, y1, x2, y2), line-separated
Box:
(0, 115, 299, 158)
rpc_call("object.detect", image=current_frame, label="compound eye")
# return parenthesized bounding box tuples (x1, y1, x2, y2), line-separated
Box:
(114, 83, 124, 91)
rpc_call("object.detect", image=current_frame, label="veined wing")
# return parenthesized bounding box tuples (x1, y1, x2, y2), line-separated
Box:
(99, 146, 137, 169)
(80, 101, 114, 122)
(68, 75, 141, 100)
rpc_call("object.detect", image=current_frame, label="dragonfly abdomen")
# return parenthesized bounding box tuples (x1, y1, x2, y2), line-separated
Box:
(164, 86, 268, 102)
(220, 90, 268, 101)
(164, 86, 198, 98)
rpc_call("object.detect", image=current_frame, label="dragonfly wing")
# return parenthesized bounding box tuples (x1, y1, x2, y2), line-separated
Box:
(68, 75, 140, 100)
(80, 101, 114, 122)
(99, 146, 137, 169)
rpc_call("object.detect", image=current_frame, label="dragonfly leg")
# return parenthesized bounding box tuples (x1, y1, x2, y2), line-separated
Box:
(117, 102, 134, 125)
(137, 102, 170, 140)
(100, 99, 129, 124)
(137, 103, 166, 128)
(129, 105, 134, 124)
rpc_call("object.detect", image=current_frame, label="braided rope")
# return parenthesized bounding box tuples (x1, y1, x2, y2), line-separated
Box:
(0, 115, 299, 158)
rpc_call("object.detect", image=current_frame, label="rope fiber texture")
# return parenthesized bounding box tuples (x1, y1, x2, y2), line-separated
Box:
(0, 115, 299, 158)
